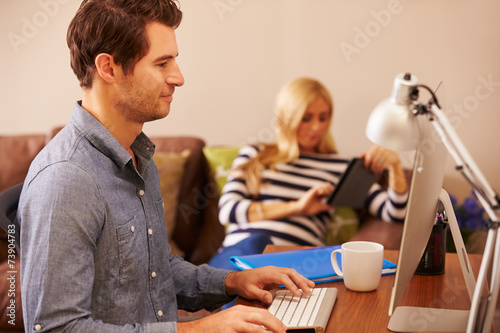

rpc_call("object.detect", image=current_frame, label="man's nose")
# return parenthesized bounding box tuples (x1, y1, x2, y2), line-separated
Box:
(166, 61, 184, 87)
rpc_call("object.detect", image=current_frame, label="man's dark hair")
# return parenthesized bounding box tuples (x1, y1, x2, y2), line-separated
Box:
(67, 0, 182, 88)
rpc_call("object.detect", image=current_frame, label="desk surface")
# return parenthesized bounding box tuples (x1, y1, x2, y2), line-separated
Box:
(236, 245, 483, 333)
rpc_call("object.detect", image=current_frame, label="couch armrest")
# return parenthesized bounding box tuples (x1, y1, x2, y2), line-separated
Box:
(0, 134, 46, 193)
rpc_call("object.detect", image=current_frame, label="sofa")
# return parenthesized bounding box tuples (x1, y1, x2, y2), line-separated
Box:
(0, 127, 404, 331)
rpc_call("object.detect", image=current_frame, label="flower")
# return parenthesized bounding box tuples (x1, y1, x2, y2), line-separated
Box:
(449, 192, 487, 231)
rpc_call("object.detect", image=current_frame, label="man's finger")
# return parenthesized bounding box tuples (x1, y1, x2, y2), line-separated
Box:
(279, 270, 314, 296)
(246, 307, 286, 333)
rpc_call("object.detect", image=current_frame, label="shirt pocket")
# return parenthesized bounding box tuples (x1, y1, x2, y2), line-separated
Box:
(116, 216, 145, 286)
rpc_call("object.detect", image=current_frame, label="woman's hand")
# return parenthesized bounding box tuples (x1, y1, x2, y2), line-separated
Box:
(294, 182, 334, 215)
(247, 182, 333, 222)
(362, 145, 400, 173)
(362, 145, 407, 194)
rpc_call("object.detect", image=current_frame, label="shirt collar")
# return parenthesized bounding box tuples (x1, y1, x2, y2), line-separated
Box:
(70, 101, 156, 171)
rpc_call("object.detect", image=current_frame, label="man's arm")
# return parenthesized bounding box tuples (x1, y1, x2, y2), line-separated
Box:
(177, 266, 315, 333)
(170, 256, 234, 312)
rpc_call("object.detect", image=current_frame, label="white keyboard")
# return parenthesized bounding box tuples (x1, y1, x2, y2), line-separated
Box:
(267, 287, 338, 332)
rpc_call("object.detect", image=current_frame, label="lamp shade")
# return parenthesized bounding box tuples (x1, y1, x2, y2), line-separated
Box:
(365, 73, 421, 151)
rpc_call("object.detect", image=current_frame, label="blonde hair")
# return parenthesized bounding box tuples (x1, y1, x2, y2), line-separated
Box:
(239, 77, 337, 195)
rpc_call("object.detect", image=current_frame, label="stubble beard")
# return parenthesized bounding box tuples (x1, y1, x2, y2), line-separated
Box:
(115, 77, 169, 124)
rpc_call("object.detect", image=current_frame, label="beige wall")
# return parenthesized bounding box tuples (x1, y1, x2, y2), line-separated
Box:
(1, 0, 499, 201)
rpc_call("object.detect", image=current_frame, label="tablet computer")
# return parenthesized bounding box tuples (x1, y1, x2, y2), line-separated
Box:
(327, 158, 379, 207)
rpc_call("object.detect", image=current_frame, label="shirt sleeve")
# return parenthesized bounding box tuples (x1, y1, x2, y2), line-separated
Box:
(170, 255, 234, 312)
(218, 145, 259, 226)
(19, 162, 176, 333)
(366, 183, 409, 223)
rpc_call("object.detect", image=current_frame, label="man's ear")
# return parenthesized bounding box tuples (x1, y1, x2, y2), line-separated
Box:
(95, 53, 119, 84)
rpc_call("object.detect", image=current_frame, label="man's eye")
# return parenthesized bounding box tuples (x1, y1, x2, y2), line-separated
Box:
(158, 62, 167, 68)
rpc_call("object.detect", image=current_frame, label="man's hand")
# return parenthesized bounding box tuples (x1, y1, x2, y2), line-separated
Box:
(177, 304, 287, 333)
(224, 266, 315, 304)
(177, 267, 314, 333)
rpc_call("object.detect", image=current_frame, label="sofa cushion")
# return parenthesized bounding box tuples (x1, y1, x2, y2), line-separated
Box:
(326, 207, 360, 245)
(203, 146, 240, 192)
(150, 136, 225, 265)
(153, 149, 191, 257)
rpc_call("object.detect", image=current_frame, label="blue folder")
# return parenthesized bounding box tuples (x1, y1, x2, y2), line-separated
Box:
(229, 245, 397, 284)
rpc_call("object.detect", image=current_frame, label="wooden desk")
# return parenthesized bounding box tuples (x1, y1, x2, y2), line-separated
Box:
(237, 245, 484, 333)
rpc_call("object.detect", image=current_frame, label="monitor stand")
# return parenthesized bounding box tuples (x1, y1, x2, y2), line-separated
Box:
(388, 189, 476, 332)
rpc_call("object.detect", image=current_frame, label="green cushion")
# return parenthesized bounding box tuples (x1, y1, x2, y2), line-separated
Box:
(326, 207, 360, 245)
(203, 146, 240, 192)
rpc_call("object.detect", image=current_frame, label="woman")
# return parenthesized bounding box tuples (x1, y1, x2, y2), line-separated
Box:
(209, 77, 408, 270)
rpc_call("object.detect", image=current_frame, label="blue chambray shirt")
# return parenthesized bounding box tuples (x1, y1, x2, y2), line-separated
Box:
(18, 102, 233, 332)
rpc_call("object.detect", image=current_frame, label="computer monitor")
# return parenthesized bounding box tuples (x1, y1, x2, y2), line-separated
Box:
(387, 119, 476, 332)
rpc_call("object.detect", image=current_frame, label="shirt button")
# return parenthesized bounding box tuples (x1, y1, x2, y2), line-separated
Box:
(138, 189, 145, 196)
(130, 226, 135, 233)
(158, 310, 163, 317)
(148, 228, 153, 235)
(35, 324, 42, 331)
(151, 271, 157, 278)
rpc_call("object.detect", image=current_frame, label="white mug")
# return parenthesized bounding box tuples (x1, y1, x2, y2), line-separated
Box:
(331, 241, 384, 292)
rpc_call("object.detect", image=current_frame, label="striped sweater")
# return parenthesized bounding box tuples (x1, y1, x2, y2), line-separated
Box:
(218, 145, 408, 247)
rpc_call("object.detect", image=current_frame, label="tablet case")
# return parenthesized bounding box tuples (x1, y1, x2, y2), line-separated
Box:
(327, 158, 379, 207)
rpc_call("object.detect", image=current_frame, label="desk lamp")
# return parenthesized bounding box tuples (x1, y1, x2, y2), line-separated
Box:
(365, 73, 500, 332)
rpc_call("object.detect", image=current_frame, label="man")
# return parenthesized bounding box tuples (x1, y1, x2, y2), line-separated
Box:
(18, 0, 314, 332)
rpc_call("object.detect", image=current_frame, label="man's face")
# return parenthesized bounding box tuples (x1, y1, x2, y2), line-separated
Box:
(115, 22, 184, 124)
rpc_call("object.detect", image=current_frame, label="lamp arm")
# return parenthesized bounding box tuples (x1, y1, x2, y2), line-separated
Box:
(425, 101, 500, 333)
(425, 102, 500, 224)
